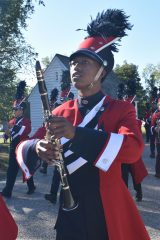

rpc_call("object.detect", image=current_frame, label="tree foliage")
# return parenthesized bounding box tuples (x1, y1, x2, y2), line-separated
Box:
(0, 0, 45, 121)
(142, 64, 160, 97)
(114, 61, 146, 118)
(115, 61, 145, 97)
(0, 0, 45, 71)
(41, 56, 53, 68)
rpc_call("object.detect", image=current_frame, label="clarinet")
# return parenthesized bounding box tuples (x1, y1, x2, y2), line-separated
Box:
(35, 60, 78, 211)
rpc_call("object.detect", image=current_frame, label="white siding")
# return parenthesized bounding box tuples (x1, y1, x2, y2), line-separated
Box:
(28, 55, 69, 135)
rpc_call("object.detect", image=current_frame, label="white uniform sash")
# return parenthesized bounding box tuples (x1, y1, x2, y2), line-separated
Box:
(61, 96, 106, 145)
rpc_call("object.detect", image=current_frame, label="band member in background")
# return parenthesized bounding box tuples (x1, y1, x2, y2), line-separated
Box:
(3, 132, 9, 143)
(121, 99, 148, 202)
(149, 108, 156, 158)
(31, 124, 61, 204)
(38, 88, 61, 203)
(1, 81, 35, 198)
(151, 99, 160, 178)
(121, 159, 147, 202)
(39, 88, 61, 174)
(44, 91, 74, 204)
(16, 9, 150, 240)
(144, 103, 152, 143)
(122, 119, 148, 202)
(44, 165, 60, 204)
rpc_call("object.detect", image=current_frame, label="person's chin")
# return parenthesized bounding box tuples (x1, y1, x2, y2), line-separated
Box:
(72, 82, 81, 89)
(72, 79, 80, 86)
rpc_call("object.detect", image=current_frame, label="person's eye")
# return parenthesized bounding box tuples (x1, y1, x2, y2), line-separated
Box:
(82, 60, 89, 65)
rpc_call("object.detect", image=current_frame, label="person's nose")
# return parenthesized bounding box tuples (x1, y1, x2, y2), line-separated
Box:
(74, 62, 83, 71)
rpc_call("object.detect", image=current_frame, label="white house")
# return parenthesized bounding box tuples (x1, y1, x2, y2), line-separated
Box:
(28, 54, 121, 135)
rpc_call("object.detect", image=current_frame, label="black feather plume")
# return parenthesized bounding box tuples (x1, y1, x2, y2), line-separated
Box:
(15, 81, 26, 100)
(86, 9, 133, 52)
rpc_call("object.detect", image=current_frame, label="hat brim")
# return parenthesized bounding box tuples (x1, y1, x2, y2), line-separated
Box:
(70, 49, 104, 66)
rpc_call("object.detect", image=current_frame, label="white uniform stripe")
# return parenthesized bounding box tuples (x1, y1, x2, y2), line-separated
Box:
(95, 133, 124, 171)
(67, 157, 87, 174)
(95, 37, 120, 53)
(12, 125, 25, 140)
(61, 96, 106, 145)
(64, 150, 74, 158)
(151, 126, 154, 135)
(16, 140, 31, 179)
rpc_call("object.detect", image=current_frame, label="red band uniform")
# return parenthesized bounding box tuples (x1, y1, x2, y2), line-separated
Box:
(1, 81, 35, 198)
(16, 9, 150, 240)
(17, 94, 150, 240)
(1, 110, 35, 197)
(151, 101, 160, 178)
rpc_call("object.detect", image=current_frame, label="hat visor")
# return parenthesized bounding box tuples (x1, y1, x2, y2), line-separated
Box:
(70, 49, 104, 66)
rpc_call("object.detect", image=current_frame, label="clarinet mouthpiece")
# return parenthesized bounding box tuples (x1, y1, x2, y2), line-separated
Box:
(36, 60, 41, 71)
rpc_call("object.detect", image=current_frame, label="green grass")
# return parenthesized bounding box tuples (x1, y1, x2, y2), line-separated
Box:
(0, 131, 10, 144)
(0, 131, 4, 144)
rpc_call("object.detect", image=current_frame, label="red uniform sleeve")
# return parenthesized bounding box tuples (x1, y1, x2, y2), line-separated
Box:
(94, 102, 144, 171)
(20, 118, 31, 140)
(151, 112, 160, 126)
(30, 126, 46, 139)
(53, 99, 144, 173)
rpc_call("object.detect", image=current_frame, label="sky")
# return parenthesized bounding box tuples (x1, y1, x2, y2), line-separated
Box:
(22, 0, 160, 86)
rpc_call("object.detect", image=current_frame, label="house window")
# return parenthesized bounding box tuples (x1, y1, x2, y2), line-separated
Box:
(56, 72, 58, 81)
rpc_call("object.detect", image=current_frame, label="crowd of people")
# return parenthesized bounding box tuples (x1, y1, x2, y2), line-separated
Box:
(144, 100, 160, 178)
(1, 7, 159, 240)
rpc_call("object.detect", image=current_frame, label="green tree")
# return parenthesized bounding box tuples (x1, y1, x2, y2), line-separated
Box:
(41, 56, 53, 68)
(0, 0, 45, 121)
(114, 61, 146, 119)
(142, 64, 160, 98)
(0, 0, 45, 72)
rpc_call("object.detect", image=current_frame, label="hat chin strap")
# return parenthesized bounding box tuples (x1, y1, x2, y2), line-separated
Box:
(88, 66, 105, 89)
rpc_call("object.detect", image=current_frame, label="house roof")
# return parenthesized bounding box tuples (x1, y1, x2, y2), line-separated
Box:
(27, 54, 69, 100)
(55, 54, 69, 69)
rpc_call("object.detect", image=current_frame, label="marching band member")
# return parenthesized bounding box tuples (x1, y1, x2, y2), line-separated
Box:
(39, 88, 60, 174)
(16, 9, 150, 240)
(121, 97, 148, 202)
(151, 99, 160, 178)
(1, 81, 35, 198)
(122, 118, 148, 202)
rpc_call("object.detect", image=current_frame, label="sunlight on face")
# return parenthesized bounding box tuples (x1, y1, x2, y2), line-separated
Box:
(13, 108, 23, 118)
(70, 56, 102, 90)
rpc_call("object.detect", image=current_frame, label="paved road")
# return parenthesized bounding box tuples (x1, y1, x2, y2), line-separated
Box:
(0, 142, 160, 240)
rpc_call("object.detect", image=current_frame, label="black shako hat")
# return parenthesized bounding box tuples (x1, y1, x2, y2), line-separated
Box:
(13, 81, 27, 111)
(70, 9, 133, 76)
